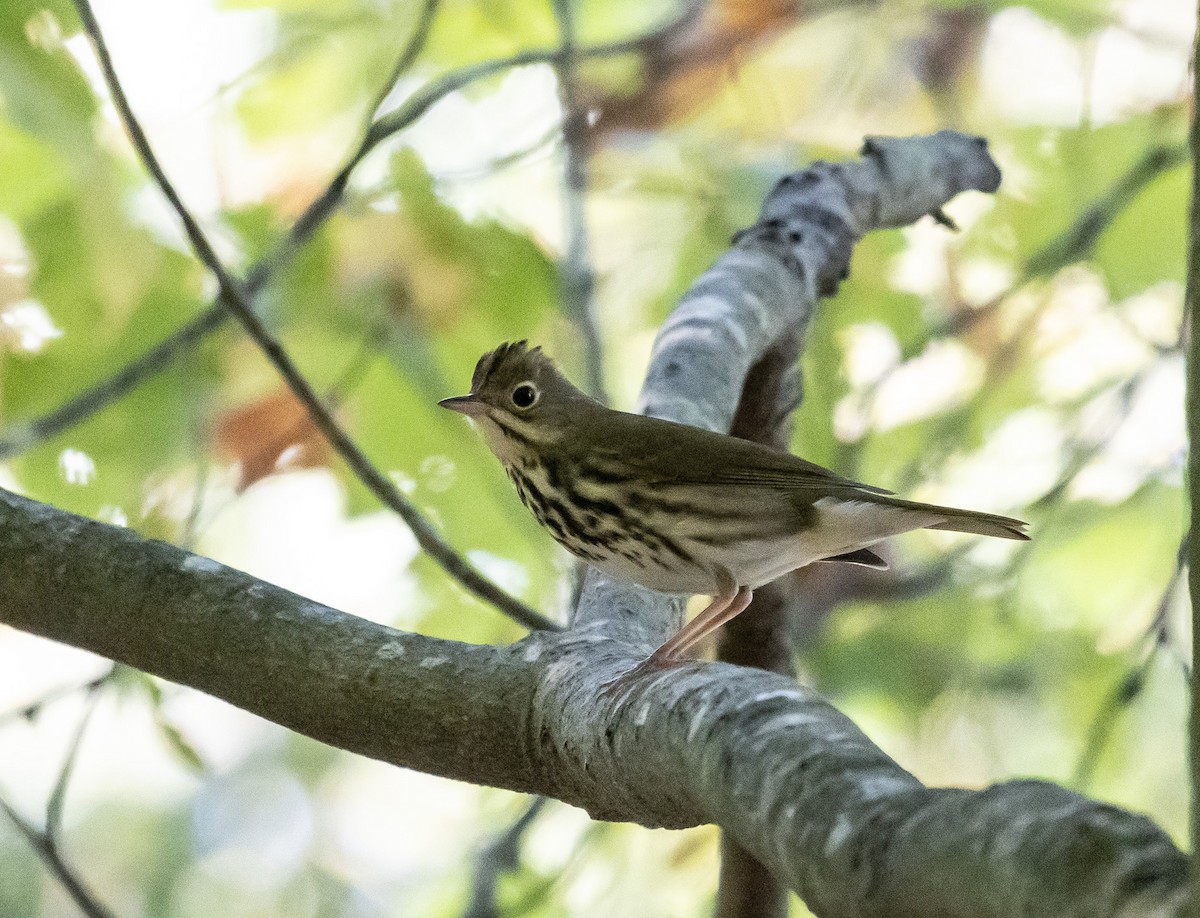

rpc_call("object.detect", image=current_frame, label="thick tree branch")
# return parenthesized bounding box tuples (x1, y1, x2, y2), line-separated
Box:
(574, 131, 1002, 640)
(1, 133, 1189, 916)
(0, 485, 1186, 917)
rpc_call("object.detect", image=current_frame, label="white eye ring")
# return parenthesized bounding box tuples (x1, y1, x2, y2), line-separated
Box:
(511, 381, 539, 409)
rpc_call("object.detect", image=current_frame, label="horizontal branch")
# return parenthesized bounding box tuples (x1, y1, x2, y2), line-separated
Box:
(0, 486, 1186, 917)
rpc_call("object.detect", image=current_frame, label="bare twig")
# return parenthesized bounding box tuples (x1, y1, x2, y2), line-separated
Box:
(1073, 658, 1153, 793)
(45, 688, 102, 840)
(0, 684, 114, 918)
(0, 306, 226, 461)
(429, 125, 560, 180)
(0, 7, 694, 461)
(1026, 143, 1189, 277)
(928, 141, 1187, 346)
(831, 135, 1191, 476)
(0, 794, 118, 918)
(367, 0, 441, 120)
(0, 668, 113, 729)
(462, 796, 548, 918)
(70, 0, 558, 633)
(1073, 536, 1188, 791)
(551, 0, 606, 403)
(0, 3, 441, 463)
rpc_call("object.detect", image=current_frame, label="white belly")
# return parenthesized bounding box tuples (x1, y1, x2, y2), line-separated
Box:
(725, 497, 944, 588)
(594, 496, 946, 594)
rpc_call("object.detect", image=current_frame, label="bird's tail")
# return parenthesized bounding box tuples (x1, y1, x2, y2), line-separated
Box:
(873, 496, 1029, 541)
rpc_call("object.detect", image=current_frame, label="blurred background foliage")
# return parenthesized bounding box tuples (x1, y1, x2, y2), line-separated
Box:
(0, 0, 1192, 914)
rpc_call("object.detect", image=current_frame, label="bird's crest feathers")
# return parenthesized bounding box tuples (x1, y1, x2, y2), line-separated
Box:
(470, 340, 579, 401)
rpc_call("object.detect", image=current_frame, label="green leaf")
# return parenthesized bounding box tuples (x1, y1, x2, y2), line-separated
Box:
(155, 715, 207, 774)
(0, 120, 72, 219)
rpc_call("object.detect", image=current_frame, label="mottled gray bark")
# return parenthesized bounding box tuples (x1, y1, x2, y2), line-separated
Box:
(1, 132, 1187, 917)
(714, 329, 804, 917)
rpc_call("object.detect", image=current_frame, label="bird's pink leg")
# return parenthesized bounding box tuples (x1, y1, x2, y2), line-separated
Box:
(651, 585, 754, 663)
(600, 575, 750, 693)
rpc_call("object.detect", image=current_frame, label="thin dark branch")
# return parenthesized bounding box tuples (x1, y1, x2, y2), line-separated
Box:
(0, 0, 440, 462)
(551, 0, 606, 403)
(1184, 4, 1200, 894)
(847, 168, 1188, 486)
(1026, 370, 1144, 512)
(0, 7, 694, 461)
(825, 135, 1192, 470)
(462, 796, 549, 918)
(177, 317, 388, 550)
(0, 306, 227, 461)
(366, 0, 441, 120)
(45, 688, 102, 840)
(1025, 143, 1189, 277)
(1150, 533, 1189, 648)
(0, 668, 113, 729)
(0, 792, 118, 918)
(430, 125, 560, 180)
(927, 141, 1188, 346)
(1073, 534, 1188, 791)
(1072, 659, 1153, 793)
(70, 0, 558, 633)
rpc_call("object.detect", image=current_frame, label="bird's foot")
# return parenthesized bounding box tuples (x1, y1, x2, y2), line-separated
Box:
(599, 650, 689, 699)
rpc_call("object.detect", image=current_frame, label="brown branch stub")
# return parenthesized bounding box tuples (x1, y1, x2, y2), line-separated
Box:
(713, 325, 802, 916)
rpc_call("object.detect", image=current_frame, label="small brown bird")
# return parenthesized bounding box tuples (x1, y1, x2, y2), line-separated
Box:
(441, 342, 1028, 669)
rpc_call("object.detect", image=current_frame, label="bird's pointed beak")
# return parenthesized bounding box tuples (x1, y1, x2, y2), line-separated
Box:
(438, 394, 486, 417)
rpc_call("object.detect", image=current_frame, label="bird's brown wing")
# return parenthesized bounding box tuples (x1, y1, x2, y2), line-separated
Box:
(591, 410, 893, 495)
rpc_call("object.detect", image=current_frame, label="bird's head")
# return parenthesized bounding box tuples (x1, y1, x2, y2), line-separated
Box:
(439, 341, 590, 459)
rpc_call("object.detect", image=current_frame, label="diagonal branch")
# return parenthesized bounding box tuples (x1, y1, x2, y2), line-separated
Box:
(0, 0, 438, 462)
(0, 7, 698, 462)
(927, 141, 1188, 347)
(462, 796, 548, 918)
(69, 0, 556, 633)
(0, 791, 118, 918)
(367, 0, 441, 120)
(45, 688, 101, 841)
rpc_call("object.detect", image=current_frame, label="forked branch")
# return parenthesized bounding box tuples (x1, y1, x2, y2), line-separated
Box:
(0, 132, 1186, 917)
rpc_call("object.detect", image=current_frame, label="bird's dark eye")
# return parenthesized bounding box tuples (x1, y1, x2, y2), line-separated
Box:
(511, 382, 539, 409)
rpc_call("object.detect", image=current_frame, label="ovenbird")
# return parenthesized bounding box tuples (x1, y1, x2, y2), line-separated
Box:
(441, 341, 1028, 668)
